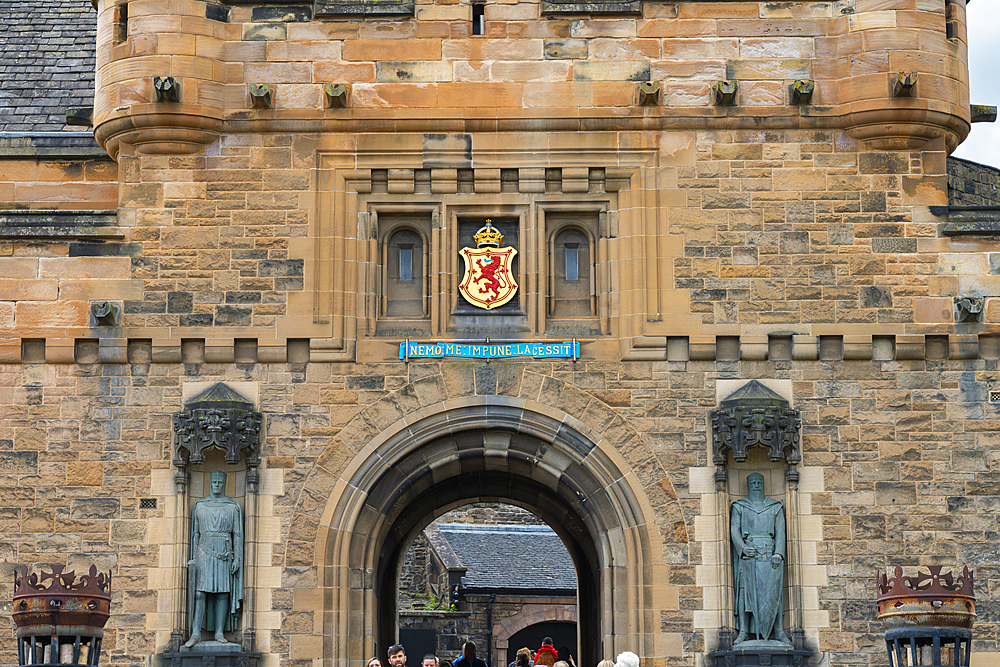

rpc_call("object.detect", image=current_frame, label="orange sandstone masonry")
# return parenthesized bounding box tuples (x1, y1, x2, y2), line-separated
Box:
(0, 2, 997, 667)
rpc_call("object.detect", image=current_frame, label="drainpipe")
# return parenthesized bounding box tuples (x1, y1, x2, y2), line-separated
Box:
(486, 594, 497, 667)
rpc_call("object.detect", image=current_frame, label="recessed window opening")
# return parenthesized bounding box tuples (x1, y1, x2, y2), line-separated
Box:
(945, 0, 958, 40)
(399, 246, 413, 282)
(565, 244, 579, 281)
(472, 3, 486, 35)
(550, 224, 594, 318)
(385, 227, 425, 318)
(114, 2, 128, 43)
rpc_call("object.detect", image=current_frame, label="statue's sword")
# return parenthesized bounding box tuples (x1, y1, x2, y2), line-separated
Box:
(186, 559, 197, 637)
(745, 540, 761, 639)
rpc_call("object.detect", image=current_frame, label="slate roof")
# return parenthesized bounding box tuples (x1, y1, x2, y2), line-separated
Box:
(0, 0, 97, 132)
(435, 523, 577, 592)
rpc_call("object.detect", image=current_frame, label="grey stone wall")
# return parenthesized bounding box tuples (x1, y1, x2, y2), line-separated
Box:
(948, 156, 1000, 206)
(438, 504, 546, 526)
(399, 533, 433, 608)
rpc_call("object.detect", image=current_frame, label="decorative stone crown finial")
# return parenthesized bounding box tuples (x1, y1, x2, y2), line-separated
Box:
(474, 220, 503, 247)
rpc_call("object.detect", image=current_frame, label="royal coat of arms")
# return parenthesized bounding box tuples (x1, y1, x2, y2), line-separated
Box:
(459, 220, 518, 310)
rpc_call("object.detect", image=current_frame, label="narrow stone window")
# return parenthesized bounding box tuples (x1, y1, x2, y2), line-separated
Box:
(565, 244, 579, 281)
(399, 246, 413, 282)
(472, 3, 486, 35)
(945, 0, 959, 40)
(114, 3, 128, 43)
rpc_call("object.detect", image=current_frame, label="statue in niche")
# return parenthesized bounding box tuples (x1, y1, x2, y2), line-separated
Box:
(731, 473, 791, 646)
(184, 470, 244, 648)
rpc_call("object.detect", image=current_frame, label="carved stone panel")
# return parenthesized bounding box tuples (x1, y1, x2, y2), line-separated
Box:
(172, 383, 262, 477)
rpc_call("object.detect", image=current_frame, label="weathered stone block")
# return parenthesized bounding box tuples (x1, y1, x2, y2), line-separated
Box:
(875, 482, 916, 506)
(859, 152, 909, 174)
(71, 497, 121, 519)
(544, 39, 588, 59)
(376, 61, 453, 83)
(725, 58, 810, 80)
(573, 60, 649, 81)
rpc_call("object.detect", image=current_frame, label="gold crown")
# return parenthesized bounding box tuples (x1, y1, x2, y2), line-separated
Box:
(474, 220, 503, 247)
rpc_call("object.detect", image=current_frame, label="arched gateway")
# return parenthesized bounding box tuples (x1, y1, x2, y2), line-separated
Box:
(294, 388, 684, 667)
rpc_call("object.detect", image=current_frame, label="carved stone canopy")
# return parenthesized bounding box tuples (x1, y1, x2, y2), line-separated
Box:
(172, 383, 262, 471)
(711, 380, 801, 469)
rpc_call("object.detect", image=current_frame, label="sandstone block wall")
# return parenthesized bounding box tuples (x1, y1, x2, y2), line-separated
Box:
(0, 1, 995, 667)
(0, 355, 998, 667)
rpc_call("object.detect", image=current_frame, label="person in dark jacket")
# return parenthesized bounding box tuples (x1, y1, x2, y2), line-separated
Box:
(454, 642, 488, 667)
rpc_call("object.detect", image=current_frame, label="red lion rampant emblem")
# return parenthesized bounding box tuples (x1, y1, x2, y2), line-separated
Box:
(474, 256, 504, 301)
(459, 220, 518, 310)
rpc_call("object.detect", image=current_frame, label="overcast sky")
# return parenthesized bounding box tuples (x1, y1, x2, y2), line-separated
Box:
(950, 1, 1000, 167)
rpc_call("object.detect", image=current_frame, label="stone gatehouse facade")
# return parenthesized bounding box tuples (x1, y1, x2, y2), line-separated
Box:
(0, 1, 998, 667)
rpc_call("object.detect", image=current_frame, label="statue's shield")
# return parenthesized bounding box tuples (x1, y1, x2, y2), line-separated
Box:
(459, 246, 518, 310)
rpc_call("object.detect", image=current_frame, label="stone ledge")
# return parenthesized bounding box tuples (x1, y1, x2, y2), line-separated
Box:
(314, 0, 414, 17)
(399, 610, 469, 618)
(0, 210, 122, 240)
(944, 220, 1000, 235)
(706, 646, 812, 667)
(937, 206, 1000, 235)
(0, 132, 109, 160)
(541, 0, 641, 13)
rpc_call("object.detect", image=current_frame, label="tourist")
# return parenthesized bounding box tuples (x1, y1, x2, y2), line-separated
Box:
(614, 652, 639, 667)
(453, 641, 488, 667)
(533, 639, 557, 667)
(508, 646, 532, 667)
(423, 655, 438, 667)
(388, 645, 407, 667)
(367, 658, 383, 667)
(597, 660, 614, 667)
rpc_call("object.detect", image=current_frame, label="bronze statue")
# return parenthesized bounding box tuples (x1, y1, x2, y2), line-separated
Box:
(731, 473, 790, 645)
(184, 471, 244, 647)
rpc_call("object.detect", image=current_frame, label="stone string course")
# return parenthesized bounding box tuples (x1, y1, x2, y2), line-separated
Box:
(7, 333, 1000, 364)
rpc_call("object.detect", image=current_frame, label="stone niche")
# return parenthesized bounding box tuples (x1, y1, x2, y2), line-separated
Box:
(161, 382, 264, 667)
(702, 380, 816, 667)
